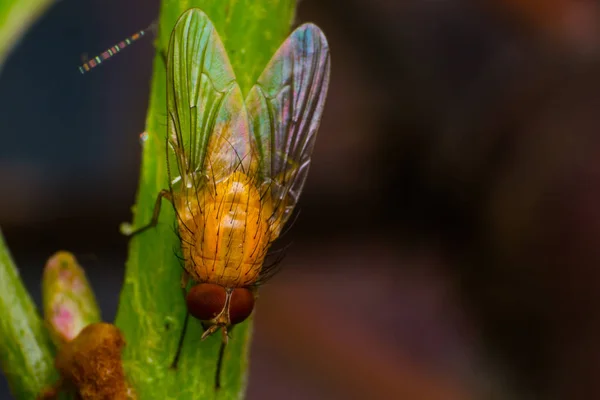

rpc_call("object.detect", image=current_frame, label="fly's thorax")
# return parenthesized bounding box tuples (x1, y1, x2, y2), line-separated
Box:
(176, 172, 278, 287)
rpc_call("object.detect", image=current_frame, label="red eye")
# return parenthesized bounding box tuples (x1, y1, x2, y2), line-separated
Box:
(186, 284, 226, 321)
(229, 288, 255, 324)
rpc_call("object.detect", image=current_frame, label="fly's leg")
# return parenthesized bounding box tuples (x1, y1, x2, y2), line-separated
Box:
(215, 326, 233, 389)
(170, 271, 191, 369)
(170, 313, 190, 370)
(123, 189, 172, 237)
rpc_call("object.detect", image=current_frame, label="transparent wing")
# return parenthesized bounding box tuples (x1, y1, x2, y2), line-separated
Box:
(246, 23, 330, 232)
(167, 9, 251, 190)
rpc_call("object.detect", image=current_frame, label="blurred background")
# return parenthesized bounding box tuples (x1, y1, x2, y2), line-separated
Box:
(2, 0, 600, 398)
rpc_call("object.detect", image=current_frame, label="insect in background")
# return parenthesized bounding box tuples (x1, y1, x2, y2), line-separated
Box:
(78, 22, 156, 74)
(124, 7, 330, 356)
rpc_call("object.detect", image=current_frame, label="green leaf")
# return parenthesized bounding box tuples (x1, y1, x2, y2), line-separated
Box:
(0, 230, 57, 399)
(115, 1, 296, 399)
(0, 0, 54, 75)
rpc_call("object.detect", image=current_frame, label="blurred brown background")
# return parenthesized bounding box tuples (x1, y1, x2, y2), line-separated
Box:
(2, 0, 600, 399)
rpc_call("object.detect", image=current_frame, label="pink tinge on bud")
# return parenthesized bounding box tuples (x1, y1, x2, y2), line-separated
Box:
(42, 251, 101, 345)
(50, 303, 76, 342)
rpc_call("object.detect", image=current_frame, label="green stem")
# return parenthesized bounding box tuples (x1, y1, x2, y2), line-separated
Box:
(115, 1, 295, 399)
(0, 230, 57, 399)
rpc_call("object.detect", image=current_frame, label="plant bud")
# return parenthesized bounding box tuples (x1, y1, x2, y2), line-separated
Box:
(42, 251, 101, 345)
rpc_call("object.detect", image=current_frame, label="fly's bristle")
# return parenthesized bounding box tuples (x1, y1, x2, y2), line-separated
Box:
(78, 23, 155, 74)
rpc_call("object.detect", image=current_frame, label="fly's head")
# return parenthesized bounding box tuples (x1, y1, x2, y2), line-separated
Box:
(185, 283, 255, 343)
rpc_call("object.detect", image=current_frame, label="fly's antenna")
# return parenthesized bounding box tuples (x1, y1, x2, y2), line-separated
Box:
(78, 21, 157, 74)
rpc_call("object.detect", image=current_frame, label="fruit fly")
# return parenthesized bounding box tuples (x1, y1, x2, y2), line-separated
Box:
(84, 7, 330, 368)
(128, 7, 330, 351)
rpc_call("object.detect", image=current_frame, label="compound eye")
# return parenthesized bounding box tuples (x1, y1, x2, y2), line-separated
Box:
(229, 288, 255, 325)
(186, 284, 226, 321)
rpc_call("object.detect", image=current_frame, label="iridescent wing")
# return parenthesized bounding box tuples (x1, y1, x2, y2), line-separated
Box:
(246, 23, 331, 234)
(167, 9, 252, 192)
